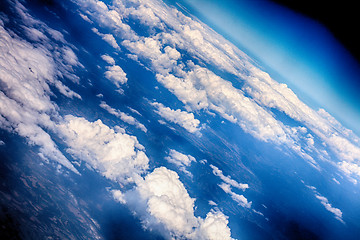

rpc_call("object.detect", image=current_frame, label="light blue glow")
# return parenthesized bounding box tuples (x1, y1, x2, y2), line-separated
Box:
(176, 0, 360, 135)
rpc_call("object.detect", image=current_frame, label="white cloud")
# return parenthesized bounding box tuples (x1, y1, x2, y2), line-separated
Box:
(104, 65, 128, 87)
(102, 33, 120, 49)
(165, 149, 196, 177)
(197, 210, 233, 240)
(136, 166, 234, 240)
(210, 164, 251, 208)
(315, 194, 344, 224)
(23, 26, 48, 42)
(58, 115, 149, 183)
(111, 189, 127, 204)
(91, 27, 120, 49)
(219, 183, 252, 209)
(210, 165, 249, 191)
(137, 167, 199, 237)
(77, 0, 360, 181)
(101, 54, 116, 65)
(100, 101, 147, 132)
(152, 102, 201, 133)
(0, 15, 81, 174)
(304, 182, 344, 223)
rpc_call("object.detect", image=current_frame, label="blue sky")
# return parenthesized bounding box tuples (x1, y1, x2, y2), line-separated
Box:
(174, 0, 360, 135)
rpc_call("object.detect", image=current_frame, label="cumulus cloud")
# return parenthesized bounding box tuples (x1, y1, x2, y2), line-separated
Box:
(136, 167, 234, 239)
(58, 115, 149, 183)
(197, 210, 233, 240)
(152, 102, 201, 133)
(104, 65, 128, 87)
(165, 149, 196, 177)
(101, 54, 116, 65)
(137, 167, 199, 237)
(100, 101, 147, 132)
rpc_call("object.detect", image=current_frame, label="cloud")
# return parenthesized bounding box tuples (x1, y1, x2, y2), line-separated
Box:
(210, 164, 249, 191)
(58, 115, 149, 183)
(210, 164, 251, 208)
(304, 183, 344, 223)
(315, 194, 344, 224)
(91, 27, 120, 49)
(136, 166, 234, 239)
(79, 0, 360, 181)
(101, 54, 116, 65)
(104, 65, 128, 87)
(137, 167, 199, 237)
(100, 101, 147, 132)
(197, 210, 233, 240)
(165, 149, 196, 177)
(0, 13, 81, 173)
(111, 189, 127, 204)
(219, 183, 251, 209)
(151, 102, 201, 134)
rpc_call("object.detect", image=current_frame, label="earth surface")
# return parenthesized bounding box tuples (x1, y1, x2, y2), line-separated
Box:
(0, 0, 360, 239)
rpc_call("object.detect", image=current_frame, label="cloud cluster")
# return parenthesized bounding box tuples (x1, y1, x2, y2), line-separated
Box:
(0, 4, 82, 174)
(152, 102, 201, 133)
(136, 167, 234, 240)
(100, 52, 128, 88)
(58, 116, 234, 239)
(58, 115, 149, 183)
